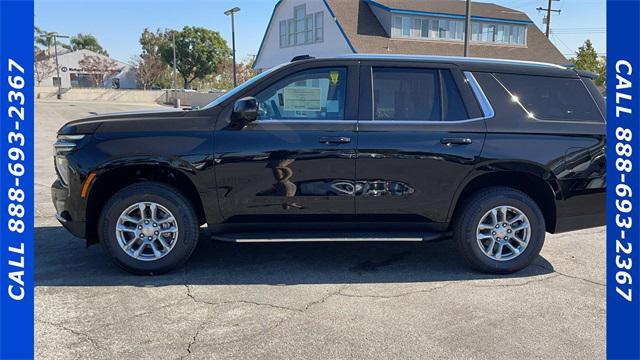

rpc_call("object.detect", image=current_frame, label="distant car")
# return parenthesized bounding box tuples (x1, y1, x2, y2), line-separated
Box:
(52, 54, 606, 275)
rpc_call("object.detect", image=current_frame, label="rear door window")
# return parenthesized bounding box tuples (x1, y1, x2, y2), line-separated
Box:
(495, 73, 602, 122)
(371, 68, 468, 121)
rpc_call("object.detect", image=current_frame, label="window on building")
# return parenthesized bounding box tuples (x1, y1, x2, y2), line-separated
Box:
(392, 16, 402, 37)
(402, 17, 411, 37)
(255, 67, 347, 121)
(52, 77, 61, 87)
(279, 20, 287, 47)
(411, 18, 422, 38)
(315, 12, 324, 41)
(279, 6, 325, 47)
(391, 15, 527, 45)
(421, 19, 430, 38)
(495, 74, 602, 122)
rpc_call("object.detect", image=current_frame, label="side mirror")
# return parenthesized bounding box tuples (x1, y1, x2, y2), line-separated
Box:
(230, 97, 258, 127)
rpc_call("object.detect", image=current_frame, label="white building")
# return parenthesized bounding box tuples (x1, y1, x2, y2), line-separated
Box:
(253, 0, 567, 72)
(37, 49, 137, 89)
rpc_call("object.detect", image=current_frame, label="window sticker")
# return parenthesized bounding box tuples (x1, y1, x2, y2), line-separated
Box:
(330, 71, 340, 85)
(283, 87, 322, 111)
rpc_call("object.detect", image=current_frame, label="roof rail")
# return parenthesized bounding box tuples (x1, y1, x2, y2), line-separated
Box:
(291, 54, 314, 62)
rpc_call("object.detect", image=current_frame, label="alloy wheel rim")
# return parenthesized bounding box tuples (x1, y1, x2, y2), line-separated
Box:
(115, 202, 179, 261)
(476, 205, 531, 261)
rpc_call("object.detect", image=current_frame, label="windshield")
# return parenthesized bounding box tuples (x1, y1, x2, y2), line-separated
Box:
(202, 64, 285, 109)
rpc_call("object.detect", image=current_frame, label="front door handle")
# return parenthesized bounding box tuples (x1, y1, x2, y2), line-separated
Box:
(319, 136, 351, 144)
(440, 137, 472, 146)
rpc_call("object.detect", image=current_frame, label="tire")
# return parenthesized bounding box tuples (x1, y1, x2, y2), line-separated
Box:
(98, 182, 199, 275)
(453, 187, 546, 274)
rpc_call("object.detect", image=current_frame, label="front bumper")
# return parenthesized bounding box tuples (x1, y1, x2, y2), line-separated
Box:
(52, 179, 86, 238)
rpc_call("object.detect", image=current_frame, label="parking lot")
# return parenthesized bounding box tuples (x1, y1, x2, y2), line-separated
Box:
(35, 100, 605, 360)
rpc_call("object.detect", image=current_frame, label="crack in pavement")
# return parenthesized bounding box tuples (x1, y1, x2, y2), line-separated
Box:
(467, 274, 561, 288)
(38, 319, 104, 353)
(180, 316, 209, 360)
(337, 283, 454, 299)
(532, 264, 605, 287)
(181, 283, 350, 351)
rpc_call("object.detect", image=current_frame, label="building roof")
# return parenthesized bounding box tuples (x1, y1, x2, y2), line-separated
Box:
(324, 0, 569, 65)
(367, 0, 531, 23)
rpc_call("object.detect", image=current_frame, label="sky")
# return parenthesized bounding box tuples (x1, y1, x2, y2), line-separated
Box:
(35, 0, 606, 64)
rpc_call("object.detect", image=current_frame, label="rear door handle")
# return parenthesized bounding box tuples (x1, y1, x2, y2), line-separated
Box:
(319, 136, 351, 144)
(440, 137, 472, 146)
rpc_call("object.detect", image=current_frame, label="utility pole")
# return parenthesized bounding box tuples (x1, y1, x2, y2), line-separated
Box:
(463, 0, 472, 57)
(537, 0, 561, 38)
(172, 31, 179, 108)
(224, 7, 240, 88)
(51, 33, 70, 99)
(172, 31, 177, 90)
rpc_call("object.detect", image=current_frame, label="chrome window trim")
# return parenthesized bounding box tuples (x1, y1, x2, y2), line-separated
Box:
(251, 119, 356, 125)
(359, 117, 486, 125)
(464, 71, 495, 119)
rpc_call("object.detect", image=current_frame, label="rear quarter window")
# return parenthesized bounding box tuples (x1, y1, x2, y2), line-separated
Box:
(494, 73, 603, 122)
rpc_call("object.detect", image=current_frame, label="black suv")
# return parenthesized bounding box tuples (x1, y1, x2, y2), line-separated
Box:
(52, 54, 606, 275)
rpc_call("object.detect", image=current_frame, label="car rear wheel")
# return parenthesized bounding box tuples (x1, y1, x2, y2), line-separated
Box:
(453, 187, 545, 274)
(98, 182, 199, 275)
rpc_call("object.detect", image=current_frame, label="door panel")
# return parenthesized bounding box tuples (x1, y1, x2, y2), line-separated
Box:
(355, 63, 486, 223)
(356, 121, 484, 222)
(214, 121, 356, 221)
(213, 64, 358, 222)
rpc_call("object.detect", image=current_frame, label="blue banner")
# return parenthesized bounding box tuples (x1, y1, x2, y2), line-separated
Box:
(607, 1, 640, 359)
(0, 0, 35, 359)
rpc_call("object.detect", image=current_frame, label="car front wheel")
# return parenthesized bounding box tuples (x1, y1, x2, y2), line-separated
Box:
(98, 182, 199, 275)
(453, 187, 546, 274)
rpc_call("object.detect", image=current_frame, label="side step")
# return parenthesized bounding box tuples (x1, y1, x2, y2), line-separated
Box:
(211, 231, 450, 243)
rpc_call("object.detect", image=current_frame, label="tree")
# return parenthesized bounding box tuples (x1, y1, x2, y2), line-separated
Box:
(70, 33, 109, 56)
(158, 26, 231, 89)
(213, 56, 257, 90)
(34, 26, 70, 57)
(131, 55, 165, 90)
(78, 54, 119, 88)
(140, 28, 169, 57)
(571, 39, 606, 89)
(34, 52, 56, 86)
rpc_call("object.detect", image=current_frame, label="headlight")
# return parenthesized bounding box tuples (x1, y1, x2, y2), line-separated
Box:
(54, 156, 70, 185)
(53, 134, 85, 186)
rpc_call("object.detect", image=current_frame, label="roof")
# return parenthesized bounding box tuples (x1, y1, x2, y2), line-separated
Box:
(323, 0, 569, 65)
(367, 0, 531, 23)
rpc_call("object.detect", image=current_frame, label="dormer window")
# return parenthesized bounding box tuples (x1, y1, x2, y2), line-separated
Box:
(279, 4, 324, 48)
(390, 15, 527, 46)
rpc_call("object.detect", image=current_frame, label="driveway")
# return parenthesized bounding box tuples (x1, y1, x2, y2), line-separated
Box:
(35, 100, 605, 359)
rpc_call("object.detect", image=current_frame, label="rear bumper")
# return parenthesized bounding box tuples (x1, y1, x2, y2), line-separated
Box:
(553, 190, 606, 233)
(51, 179, 86, 238)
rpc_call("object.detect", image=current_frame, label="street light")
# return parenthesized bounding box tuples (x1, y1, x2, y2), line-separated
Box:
(224, 6, 240, 88)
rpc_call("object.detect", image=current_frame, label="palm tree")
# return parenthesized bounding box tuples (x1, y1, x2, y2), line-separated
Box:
(69, 33, 109, 56)
(34, 26, 70, 57)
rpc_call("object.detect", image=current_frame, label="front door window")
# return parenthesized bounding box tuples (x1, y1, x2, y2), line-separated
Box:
(255, 67, 347, 121)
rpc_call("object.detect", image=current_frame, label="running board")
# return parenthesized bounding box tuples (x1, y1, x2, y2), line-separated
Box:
(211, 232, 450, 243)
